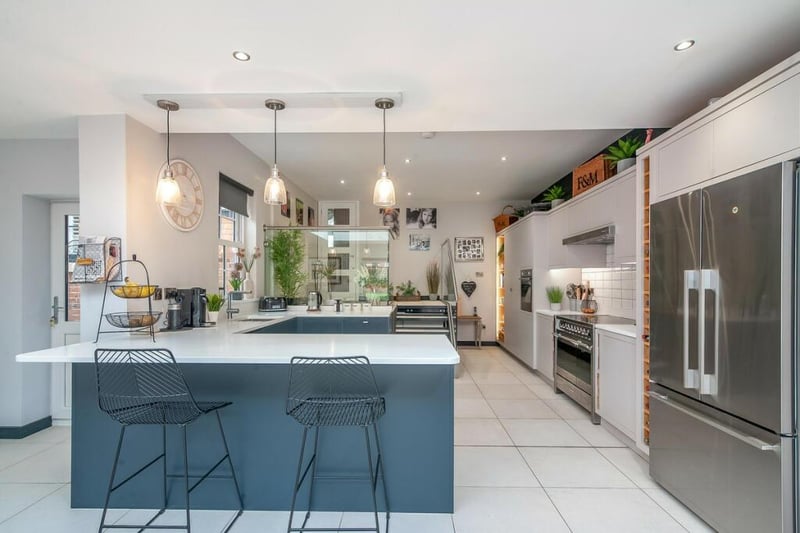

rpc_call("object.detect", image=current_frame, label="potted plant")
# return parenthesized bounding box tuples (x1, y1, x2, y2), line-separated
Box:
(265, 228, 307, 305)
(206, 293, 224, 324)
(604, 136, 643, 173)
(228, 270, 244, 300)
(426, 260, 441, 300)
(546, 286, 564, 311)
(543, 184, 567, 208)
(357, 264, 390, 304)
(393, 280, 421, 301)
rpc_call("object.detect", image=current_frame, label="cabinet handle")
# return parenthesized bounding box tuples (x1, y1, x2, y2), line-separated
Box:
(362, 320, 369, 324)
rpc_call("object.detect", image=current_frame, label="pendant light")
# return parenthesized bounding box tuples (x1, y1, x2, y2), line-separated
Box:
(155, 100, 182, 206)
(373, 97, 396, 207)
(264, 99, 288, 205)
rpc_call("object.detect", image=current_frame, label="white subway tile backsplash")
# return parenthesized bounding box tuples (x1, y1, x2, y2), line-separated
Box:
(579, 266, 637, 319)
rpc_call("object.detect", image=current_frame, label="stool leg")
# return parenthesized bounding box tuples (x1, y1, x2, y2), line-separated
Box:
(214, 411, 245, 514)
(287, 427, 309, 533)
(364, 427, 380, 533)
(98, 425, 126, 533)
(162, 424, 167, 510)
(182, 425, 191, 533)
(373, 424, 390, 528)
(301, 426, 320, 530)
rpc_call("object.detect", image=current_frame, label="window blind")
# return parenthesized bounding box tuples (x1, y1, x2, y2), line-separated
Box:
(219, 173, 254, 217)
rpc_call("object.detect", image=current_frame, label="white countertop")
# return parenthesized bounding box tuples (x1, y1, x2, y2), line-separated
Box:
(15, 316, 459, 365)
(242, 306, 394, 322)
(595, 324, 637, 339)
(534, 309, 583, 317)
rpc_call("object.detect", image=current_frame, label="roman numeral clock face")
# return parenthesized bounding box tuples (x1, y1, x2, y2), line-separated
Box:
(158, 159, 204, 231)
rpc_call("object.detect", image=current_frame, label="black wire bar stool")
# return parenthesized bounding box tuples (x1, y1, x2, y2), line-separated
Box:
(94, 348, 244, 533)
(286, 356, 390, 533)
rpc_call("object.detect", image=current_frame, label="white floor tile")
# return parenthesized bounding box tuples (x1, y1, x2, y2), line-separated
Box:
(463, 359, 509, 373)
(454, 419, 513, 446)
(543, 398, 591, 419)
(546, 488, 686, 532)
(566, 419, 626, 447)
(514, 372, 549, 389)
(455, 447, 539, 488)
(118, 509, 242, 532)
(476, 384, 537, 400)
(382, 512, 454, 533)
(454, 382, 483, 399)
(0, 482, 63, 523)
(597, 448, 657, 488)
(229, 510, 290, 532)
(0, 441, 70, 483)
(453, 368, 474, 384)
(453, 487, 570, 533)
(455, 398, 496, 418)
(500, 419, 590, 447)
(338, 511, 393, 532)
(0, 441, 59, 471)
(14, 426, 71, 445)
(0, 485, 127, 533)
(469, 372, 522, 385)
(644, 487, 716, 533)
(486, 399, 559, 419)
(527, 384, 561, 400)
(519, 448, 635, 488)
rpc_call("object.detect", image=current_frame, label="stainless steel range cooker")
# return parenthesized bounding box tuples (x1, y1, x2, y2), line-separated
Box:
(553, 314, 635, 424)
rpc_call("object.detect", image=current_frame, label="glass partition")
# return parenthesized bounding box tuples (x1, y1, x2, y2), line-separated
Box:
(263, 226, 391, 304)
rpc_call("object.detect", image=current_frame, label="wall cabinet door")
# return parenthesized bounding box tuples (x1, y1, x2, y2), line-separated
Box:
(611, 172, 636, 263)
(547, 209, 567, 268)
(713, 74, 800, 177)
(655, 123, 713, 200)
(535, 314, 555, 382)
(597, 330, 635, 439)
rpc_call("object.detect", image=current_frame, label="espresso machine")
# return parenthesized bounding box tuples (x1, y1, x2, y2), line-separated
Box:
(165, 287, 207, 329)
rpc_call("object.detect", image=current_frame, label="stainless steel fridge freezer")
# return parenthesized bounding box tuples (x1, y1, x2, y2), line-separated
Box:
(649, 162, 797, 533)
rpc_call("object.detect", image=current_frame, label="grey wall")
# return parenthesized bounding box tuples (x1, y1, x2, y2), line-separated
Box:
(0, 140, 78, 427)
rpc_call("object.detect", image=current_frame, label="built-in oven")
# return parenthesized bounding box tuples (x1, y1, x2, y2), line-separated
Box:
(554, 316, 599, 423)
(520, 269, 532, 312)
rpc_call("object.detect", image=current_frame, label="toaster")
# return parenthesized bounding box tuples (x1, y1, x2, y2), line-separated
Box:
(259, 296, 287, 312)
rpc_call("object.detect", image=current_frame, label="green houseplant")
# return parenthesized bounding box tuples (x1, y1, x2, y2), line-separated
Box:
(357, 265, 390, 304)
(206, 293, 224, 324)
(265, 228, 307, 304)
(543, 184, 567, 208)
(546, 286, 564, 311)
(604, 136, 643, 172)
(393, 280, 421, 301)
(426, 260, 441, 299)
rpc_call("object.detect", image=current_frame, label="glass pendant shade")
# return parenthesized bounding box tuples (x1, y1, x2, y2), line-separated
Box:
(264, 164, 287, 205)
(156, 168, 181, 206)
(373, 166, 396, 207)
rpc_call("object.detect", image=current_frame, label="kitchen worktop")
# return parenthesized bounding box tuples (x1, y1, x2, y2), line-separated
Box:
(595, 323, 637, 338)
(15, 313, 458, 365)
(535, 309, 582, 317)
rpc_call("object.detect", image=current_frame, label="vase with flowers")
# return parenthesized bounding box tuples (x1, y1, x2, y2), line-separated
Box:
(228, 270, 244, 300)
(236, 246, 262, 296)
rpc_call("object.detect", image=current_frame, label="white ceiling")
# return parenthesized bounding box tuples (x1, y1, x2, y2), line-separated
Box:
(1, 0, 798, 200)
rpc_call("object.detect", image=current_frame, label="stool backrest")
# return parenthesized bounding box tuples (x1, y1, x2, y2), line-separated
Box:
(287, 356, 380, 411)
(94, 348, 200, 422)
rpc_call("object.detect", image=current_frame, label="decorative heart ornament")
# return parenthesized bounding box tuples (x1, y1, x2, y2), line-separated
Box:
(461, 280, 477, 297)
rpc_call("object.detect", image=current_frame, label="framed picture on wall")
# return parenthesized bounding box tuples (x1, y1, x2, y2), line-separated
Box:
(409, 233, 431, 251)
(296, 198, 304, 225)
(405, 208, 437, 229)
(454, 237, 484, 262)
(281, 192, 291, 218)
(308, 206, 316, 227)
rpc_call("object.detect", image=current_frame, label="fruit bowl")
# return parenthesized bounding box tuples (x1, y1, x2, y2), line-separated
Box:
(110, 285, 158, 298)
(104, 311, 162, 328)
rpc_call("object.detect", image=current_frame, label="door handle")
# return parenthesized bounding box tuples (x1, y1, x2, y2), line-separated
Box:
(50, 296, 65, 327)
(649, 391, 779, 452)
(699, 269, 719, 395)
(683, 270, 700, 389)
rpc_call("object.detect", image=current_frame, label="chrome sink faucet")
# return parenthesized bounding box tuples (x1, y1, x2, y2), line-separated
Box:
(226, 291, 240, 320)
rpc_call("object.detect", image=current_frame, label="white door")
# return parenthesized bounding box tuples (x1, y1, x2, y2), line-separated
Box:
(50, 202, 80, 421)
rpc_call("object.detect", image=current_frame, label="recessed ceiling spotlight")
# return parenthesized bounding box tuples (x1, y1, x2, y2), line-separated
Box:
(404, 158, 411, 164)
(232, 50, 251, 61)
(340, 179, 345, 184)
(673, 40, 695, 52)
(500, 156, 507, 162)
(407, 192, 412, 196)
(476, 191, 481, 196)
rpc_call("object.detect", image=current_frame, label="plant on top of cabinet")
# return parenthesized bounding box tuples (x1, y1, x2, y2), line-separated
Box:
(426, 260, 441, 299)
(394, 280, 421, 301)
(604, 136, 643, 172)
(543, 184, 567, 208)
(265, 228, 307, 303)
(546, 286, 564, 311)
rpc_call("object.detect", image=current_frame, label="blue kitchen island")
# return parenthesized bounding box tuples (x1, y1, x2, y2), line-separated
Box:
(16, 315, 458, 514)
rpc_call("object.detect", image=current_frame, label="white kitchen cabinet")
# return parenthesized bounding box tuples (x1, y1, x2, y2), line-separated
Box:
(535, 313, 555, 382)
(596, 329, 636, 439)
(655, 123, 714, 200)
(500, 218, 534, 367)
(611, 170, 636, 263)
(713, 73, 800, 177)
(547, 207, 568, 269)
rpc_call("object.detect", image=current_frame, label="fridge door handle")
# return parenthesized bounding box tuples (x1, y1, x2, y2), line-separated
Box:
(683, 270, 700, 389)
(699, 269, 719, 395)
(649, 392, 780, 452)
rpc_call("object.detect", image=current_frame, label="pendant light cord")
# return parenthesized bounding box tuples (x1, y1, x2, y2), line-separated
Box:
(382, 108, 386, 166)
(166, 108, 171, 167)
(274, 108, 278, 166)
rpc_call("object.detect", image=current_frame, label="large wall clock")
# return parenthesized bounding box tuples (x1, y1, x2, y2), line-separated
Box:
(158, 159, 204, 232)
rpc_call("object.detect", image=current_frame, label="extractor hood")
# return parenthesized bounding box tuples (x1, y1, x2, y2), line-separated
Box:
(562, 225, 615, 245)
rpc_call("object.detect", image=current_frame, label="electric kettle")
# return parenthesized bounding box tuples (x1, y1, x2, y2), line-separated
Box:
(307, 291, 322, 312)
